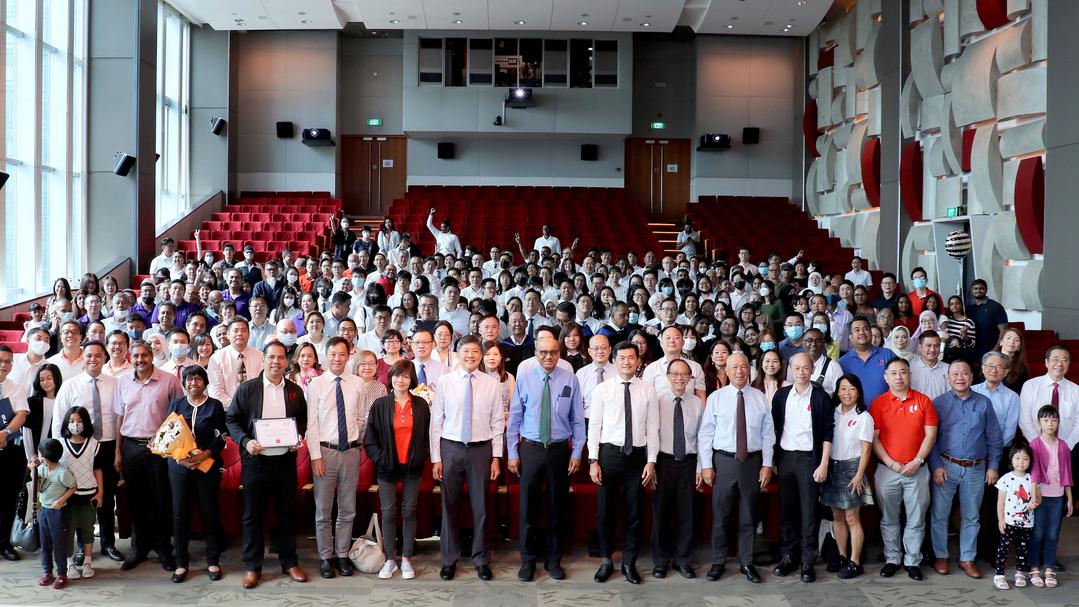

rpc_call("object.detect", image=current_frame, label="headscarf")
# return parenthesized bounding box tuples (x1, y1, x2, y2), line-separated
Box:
(807, 272, 824, 295)
(886, 326, 915, 361)
(910, 310, 939, 345)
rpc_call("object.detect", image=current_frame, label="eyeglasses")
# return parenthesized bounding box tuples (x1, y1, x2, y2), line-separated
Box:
(668, 372, 691, 378)
(983, 364, 1007, 371)
(357, 361, 377, 367)
(536, 350, 560, 357)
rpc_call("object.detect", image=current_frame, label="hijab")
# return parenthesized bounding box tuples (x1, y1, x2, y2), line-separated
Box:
(886, 326, 916, 361)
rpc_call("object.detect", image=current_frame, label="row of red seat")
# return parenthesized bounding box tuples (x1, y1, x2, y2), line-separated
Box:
(405, 185, 626, 201)
(239, 191, 332, 200)
(208, 211, 334, 223)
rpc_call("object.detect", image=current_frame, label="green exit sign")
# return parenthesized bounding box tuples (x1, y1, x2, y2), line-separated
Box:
(650, 121, 666, 130)
(367, 118, 383, 126)
(947, 206, 960, 218)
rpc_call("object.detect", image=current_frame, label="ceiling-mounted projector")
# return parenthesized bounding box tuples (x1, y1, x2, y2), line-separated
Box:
(505, 87, 536, 109)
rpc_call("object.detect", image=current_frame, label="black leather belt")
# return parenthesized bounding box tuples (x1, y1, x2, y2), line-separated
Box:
(522, 437, 569, 449)
(320, 441, 362, 450)
(942, 453, 983, 468)
(444, 438, 492, 448)
(128, 437, 152, 445)
(715, 449, 761, 458)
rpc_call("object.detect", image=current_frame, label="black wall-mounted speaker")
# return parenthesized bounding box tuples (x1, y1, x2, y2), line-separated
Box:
(276, 121, 294, 138)
(113, 153, 136, 176)
(581, 144, 598, 161)
(437, 142, 455, 159)
(743, 127, 760, 144)
(210, 117, 227, 136)
(0, 170, 8, 191)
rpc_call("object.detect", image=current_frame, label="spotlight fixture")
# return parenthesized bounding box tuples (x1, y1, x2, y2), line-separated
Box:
(640, 22, 651, 27)
(515, 20, 526, 25)
(389, 19, 399, 24)
(578, 21, 588, 25)
(726, 24, 735, 29)
(452, 19, 462, 24)
(504, 87, 536, 108)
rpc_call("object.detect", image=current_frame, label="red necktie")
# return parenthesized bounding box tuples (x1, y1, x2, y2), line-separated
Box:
(736, 390, 748, 462)
(1052, 382, 1059, 409)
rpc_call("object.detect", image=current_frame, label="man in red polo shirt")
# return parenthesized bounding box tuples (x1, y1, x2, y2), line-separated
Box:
(871, 357, 938, 581)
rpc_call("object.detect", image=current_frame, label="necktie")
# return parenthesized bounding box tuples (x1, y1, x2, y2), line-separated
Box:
(418, 363, 427, 385)
(526, 317, 535, 339)
(237, 352, 247, 383)
(175, 364, 182, 382)
(540, 374, 552, 444)
(736, 390, 748, 462)
(1052, 382, 1060, 409)
(673, 396, 686, 461)
(90, 378, 103, 440)
(622, 381, 633, 456)
(597, 365, 605, 383)
(461, 373, 474, 443)
(335, 377, 349, 450)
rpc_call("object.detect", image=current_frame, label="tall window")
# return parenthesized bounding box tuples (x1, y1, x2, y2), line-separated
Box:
(1, 0, 87, 303)
(155, 2, 189, 229)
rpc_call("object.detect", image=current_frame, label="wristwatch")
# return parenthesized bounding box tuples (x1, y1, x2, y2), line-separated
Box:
(589, 458, 599, 464)
(914, 457, 925, 465)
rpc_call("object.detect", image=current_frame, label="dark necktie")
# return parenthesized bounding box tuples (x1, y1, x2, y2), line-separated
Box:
(540, 374, 552, 444)
(90, 377, 103, 440)
(527, 317, 535, 339)
(1052, 382, 1060, 409)
(622, 381, 633, 455)
(461, 373, 474, 443)
(335, 376, 348, 450)
(736, 390, 748, 462)
(597, 365, 605, 383)
(673, 396, 686, 461)
(237, 352, 247, 383)
(418, 363, 427, 385)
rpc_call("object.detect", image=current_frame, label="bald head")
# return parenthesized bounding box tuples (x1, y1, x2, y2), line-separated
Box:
(727, 352, 751, 388)
(535, 336, 560, 372)
(790, 352, 813, 386)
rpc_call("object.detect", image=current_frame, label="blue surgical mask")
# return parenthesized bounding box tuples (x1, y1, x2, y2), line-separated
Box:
(825, 294, 839, 306)
(784, 326, 804, 340)
(837, 300, 848, 309)
(169, 344, 190, 359)
(278, 333, 297, 347)
(913, 277, 927, 289)
(128, 329, 143, 340)
(60, 312, 74, 323)
(661, 286, 674, 296)
(760, 341, 776, 352)
(628, 312, 640, 324)
(813, 322, 829, 335)
(758, 266, 768, 275)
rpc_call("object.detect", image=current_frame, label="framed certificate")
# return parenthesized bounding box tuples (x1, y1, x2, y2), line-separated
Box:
(254, 417, 300, 452)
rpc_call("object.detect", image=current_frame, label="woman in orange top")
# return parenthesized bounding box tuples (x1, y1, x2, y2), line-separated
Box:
(363, 360, 430, 580)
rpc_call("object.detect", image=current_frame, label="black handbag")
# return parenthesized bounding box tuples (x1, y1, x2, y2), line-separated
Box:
(10, 469, 39, 553)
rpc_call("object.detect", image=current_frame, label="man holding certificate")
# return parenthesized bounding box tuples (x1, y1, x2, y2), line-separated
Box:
(226, 340, 308, 589)
(304, 336, 365, 579)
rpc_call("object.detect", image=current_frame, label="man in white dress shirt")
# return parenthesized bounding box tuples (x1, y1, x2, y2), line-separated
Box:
(430, 336, 503, 581)
(426, 208, 463, 257)
(843, 256, 874, 288)
(0, 345, 31, 561)
(1018, 345, 1079, 447)
(410, 329, 446, 388)
(587, 340, 659, 585)
(576, 335, 614, 421)
(786, 328, 842, 396)
(699, 353, 776, 583)
(642, 326, 707, 402)
(11, 327, 50, 394)
(48, 320, 85, 381)
(438, 283, 471, 337)
(530, 225, 562, 254)
(207, 317, 264, 407)
(356, 305, 392, 356)
(306, 337, 365, 579)
(910, 331, 949, 399)
(159, 329, 200, 383)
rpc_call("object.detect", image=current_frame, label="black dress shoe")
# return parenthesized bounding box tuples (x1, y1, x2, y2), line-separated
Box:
(546, 561, 566, 580)
(906, 565, 923, 581)
(880, 562, 900, 577)
(440, 565, 456, 581)
(838, 561, 864, 579)
(208, 568, 223, 582)
(672, 563, 696, 579)
(594, 563, 614, 583)
(800, 564, 816, 583)
(827, 556, 847, 573)
(740, 564, 762, 583)
(706, 564, 725, 581)
(477, 565, 493, 580)
(73, 548, 85, 567)
(171, 570, 187, 583)
(320, 559, 336, 579)
(337, 557, 354, 577)
(518, 561, 536, 582)
(773, 556, 798, 577)
(160, 555, 176, 572)
(1, 547, 19, 561)
(622, 564, 641, 584)
(102, 546, 125, 562)
(652, 564, 668, 578)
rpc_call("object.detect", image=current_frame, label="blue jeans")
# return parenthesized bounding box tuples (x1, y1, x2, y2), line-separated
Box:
(930, 460, 985, 561)
(1029, 495, 1065, 569)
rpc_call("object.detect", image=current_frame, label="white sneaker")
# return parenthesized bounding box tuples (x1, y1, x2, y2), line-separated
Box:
(401, 558, 415, 580)
(66, 563, 81, 579)
(378, 560, 399, 579)
(81, 562, 95, 578)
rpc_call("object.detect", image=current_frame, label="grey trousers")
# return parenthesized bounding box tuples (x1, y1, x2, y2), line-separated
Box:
(439, 438, 492, 567)
(313, 447, 362, 559)
(710, 451, 762, 566)
(378, 476, 421, 560)
(875, 464, 930, 567)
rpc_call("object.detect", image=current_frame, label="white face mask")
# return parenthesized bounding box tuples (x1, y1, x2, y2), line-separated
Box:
(113, 308, 129, 321)
(28, 340, 50, 356)
(683, 338, 697, 351)
(68, 422, 83, 435)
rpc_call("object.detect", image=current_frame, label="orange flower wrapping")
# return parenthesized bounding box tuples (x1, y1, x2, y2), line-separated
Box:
(150, 412, 214, 473)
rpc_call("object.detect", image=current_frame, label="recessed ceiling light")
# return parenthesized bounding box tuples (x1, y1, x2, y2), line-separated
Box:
(726, 24, 734, 29)
(581, 13, 589, 17)
(301, 19, 311, 24)
(370, 31, 378, 34)
(298, 11, 306, 15)
(389, 19, 399, 24)
(452, 19, 462, 24)
(578, 21, 588, 26)
(515, 20, 526, 25)
(797, 0, 807, 5)
(640, 22, 651, 27)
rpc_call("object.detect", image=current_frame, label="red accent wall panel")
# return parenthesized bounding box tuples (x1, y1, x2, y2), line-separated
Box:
(804, 100, 820, 157)
(818, 46, 835, 69)
(862, 137, 881, 207)
(1015, 156, 1045, 254)
(977, 0, 1010, 30)
(961, 128, 976, 172)
(899, 141, 924, 222)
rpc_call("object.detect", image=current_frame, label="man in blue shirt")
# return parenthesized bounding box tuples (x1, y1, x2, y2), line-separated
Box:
(973, 350, 1021, 562)
(839, 316, 894, 405)
(506, 336, 586, 582)
(928, 360, 1002, 579)
(966, 279, 1009, 359)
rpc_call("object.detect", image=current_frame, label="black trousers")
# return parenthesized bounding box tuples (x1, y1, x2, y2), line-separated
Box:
(122, 439, 173, 557)
(518, 439, 571, 564)
(241, 454, 298, 572)
(651, 452, 696, 567)
(0, 445, 26, 551)
(776, 450, 820, 563)
(169, 465, 222, 568)
(94, 441, 119, 549)
(439, 438, 492, 567)
(711, 451, 762, 566)
(597, 444, 646, 564)
(978, 449, 1013, 563)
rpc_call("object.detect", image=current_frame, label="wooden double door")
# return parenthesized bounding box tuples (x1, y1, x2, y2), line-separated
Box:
(341, 135, 408, 216)
(624, 137, 691, 220)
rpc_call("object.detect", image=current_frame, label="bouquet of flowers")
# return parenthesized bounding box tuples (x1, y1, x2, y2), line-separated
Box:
(411, 383, 434, 404)
(149, 412, 214, 473)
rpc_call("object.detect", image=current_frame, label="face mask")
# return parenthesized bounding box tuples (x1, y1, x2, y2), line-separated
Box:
(813, 322, 829, 335)
(60, 312, 74, 323)
(758, 266, 769, 275)
(661, 286, 674, 296)
(203, 253, 213, 264)
(287, 274, 298, 284)
(128, 329, 143, 340)
(500, 260, 511, 269)
(278, 333, 297, 347)
(113, 308, 129, 321)
(28, 340, 50, 356)
(318, 289, 331, 300)
(837, 300, 848, 309)
(733, 280, 746, 291)
(913, 277, 927, 289)
(683, 338, 697, 351)
(784, 326, 804, 340)
(760, 341, 776, 352)
(628, 313, 640, 324)
(283, 297, 295, 308)
(759, 287, 771, 297)
(265, 276, 276, 287)
(825, 294, 839, 306)
(68, 422, 83, 435)
(170, 344, 190, 359)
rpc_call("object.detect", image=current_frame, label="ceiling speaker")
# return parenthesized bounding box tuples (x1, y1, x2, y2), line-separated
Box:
(276, 121, 294, 138)
(438, 142, 455, 159)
